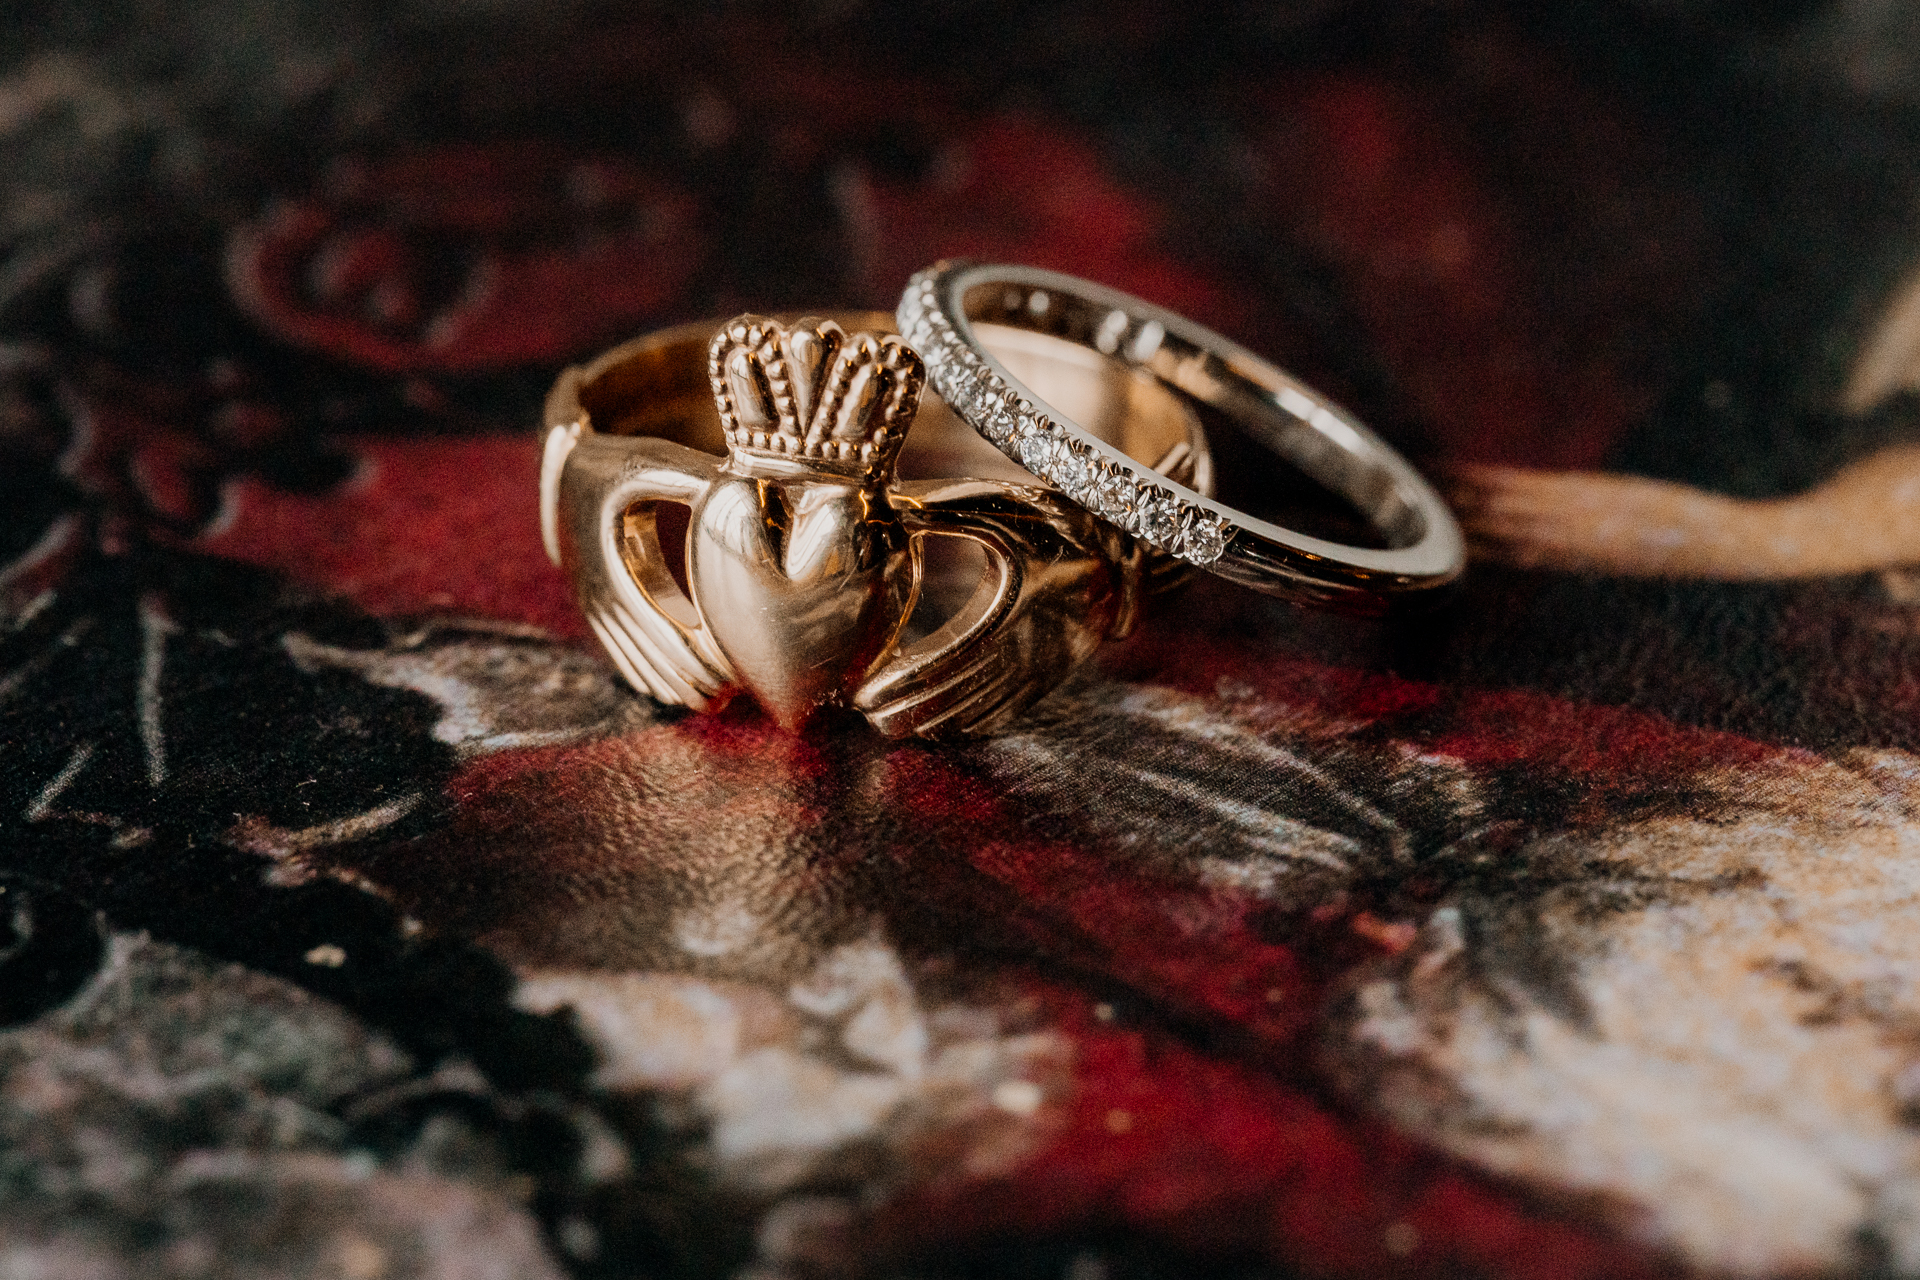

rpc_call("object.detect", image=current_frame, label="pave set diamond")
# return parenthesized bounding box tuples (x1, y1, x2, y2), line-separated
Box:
(897, 273, 1229, 566)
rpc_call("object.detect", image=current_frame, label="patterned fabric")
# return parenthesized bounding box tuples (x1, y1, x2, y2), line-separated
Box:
(7, 4, 1920, 1277)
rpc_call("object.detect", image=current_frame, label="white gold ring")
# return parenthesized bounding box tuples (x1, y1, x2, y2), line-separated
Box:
(899, 260, 1465, 610)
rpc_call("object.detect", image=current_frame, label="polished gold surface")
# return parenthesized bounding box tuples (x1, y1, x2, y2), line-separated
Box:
(857, 477, 1146, 736)
(542, 312, 1193, 737)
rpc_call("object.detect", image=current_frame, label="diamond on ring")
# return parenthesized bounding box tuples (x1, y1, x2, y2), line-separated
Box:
(1175, 509, 1228, 564)
(1090, 467, 1135, 522)
(1017, 429, 1060, 475)
(983, 397, 1020, 443)
(1052, 441, 1092, 492)
(1131, 489, 1182, 547)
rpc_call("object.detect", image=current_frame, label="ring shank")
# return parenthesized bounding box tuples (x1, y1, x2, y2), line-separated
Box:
(550, 312, 1208, 490)
(906, 263, 1464, 609)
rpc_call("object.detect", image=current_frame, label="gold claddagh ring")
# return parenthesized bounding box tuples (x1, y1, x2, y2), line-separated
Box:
(540, 310, 1213, 738)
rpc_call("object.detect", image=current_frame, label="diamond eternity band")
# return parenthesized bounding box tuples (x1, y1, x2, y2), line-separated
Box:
(898, 272, 1229, 566)
(898, 261, 1466, 610)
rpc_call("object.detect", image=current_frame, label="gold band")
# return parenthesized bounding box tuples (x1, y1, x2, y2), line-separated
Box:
(540, 311, 1213, 738)
(543, 312, 1209, 515)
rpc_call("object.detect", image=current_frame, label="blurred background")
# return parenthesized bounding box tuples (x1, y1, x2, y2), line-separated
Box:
(14, 0, 1920, 534)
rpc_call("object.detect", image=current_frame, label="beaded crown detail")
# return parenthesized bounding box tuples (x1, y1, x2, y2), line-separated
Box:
(710, 315, 924, 481)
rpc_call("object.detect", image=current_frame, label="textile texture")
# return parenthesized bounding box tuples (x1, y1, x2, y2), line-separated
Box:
(8, 3, 1920, 1276)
